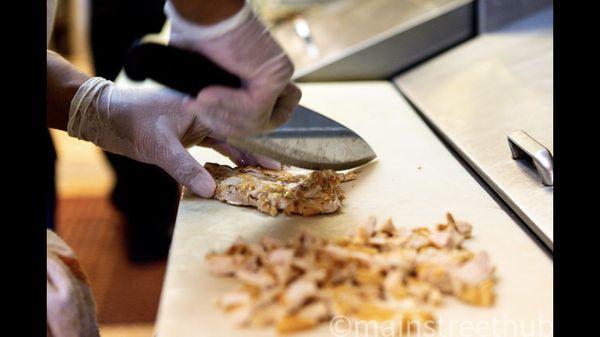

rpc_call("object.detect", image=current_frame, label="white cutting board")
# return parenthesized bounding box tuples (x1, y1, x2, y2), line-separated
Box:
(154, 82, 553, 337)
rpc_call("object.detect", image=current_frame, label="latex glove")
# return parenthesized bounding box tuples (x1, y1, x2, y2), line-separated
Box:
(68, 77, 279, 198)
(165, 0, 301, 138)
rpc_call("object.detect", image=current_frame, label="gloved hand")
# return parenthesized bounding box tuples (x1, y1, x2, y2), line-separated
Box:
(165, 0, 301, 138)
(68, 77, 279, 198)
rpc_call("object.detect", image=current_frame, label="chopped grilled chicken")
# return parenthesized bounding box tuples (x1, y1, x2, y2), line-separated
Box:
(267, 248, 294, 265)
(451, 252, 496, 306)
(283, 278, 318, 310)
(205, 254, 237, 276)
(453, 252, 494, 286)
(218, 288, 253, 311)
(235, 269, 276, 289)
(205, 214, 496, 333)
(203, 163, 356, 216)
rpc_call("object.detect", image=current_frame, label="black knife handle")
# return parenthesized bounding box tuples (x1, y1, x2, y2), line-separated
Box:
(123, 42, 242, 97)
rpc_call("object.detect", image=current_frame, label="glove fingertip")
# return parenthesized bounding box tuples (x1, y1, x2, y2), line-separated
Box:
(188, 171, 217, 198)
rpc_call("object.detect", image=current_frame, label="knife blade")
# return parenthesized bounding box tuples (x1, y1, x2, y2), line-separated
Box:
(123, 42, 376, 170)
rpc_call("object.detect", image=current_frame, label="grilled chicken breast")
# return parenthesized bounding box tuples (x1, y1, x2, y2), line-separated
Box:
(204, 163, 356, 216)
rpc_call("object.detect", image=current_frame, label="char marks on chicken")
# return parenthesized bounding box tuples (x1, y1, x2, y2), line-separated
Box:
(204, 163, 356, 216)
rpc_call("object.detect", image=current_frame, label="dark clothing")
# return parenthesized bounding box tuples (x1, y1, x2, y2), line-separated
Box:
(45, 129, 57, 229)
(104, 153, 181, 263)
(90, 0, 179, 263)
(90, 0, 167, 80)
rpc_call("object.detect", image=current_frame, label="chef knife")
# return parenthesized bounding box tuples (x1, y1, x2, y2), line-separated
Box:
(123, 42, 376, 170)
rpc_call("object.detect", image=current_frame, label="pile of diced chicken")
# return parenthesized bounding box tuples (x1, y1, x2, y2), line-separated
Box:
(205, 214, 496, 334)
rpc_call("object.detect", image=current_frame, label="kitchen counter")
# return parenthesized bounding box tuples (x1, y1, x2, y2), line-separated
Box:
(394, 7, 554, 249)
(270, 0, 474, 81)
(154, 82, 552, 337)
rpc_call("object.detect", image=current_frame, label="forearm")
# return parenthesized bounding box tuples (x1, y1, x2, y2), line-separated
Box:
(47, 50, 90, 131)
(170, 0, 244, 25)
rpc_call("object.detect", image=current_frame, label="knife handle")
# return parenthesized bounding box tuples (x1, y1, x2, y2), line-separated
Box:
(123, 42, 242, 97)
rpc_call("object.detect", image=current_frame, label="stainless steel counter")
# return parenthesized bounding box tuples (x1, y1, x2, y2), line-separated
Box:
(270, 0, 474, 81)
(394, 7, 553, 249)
